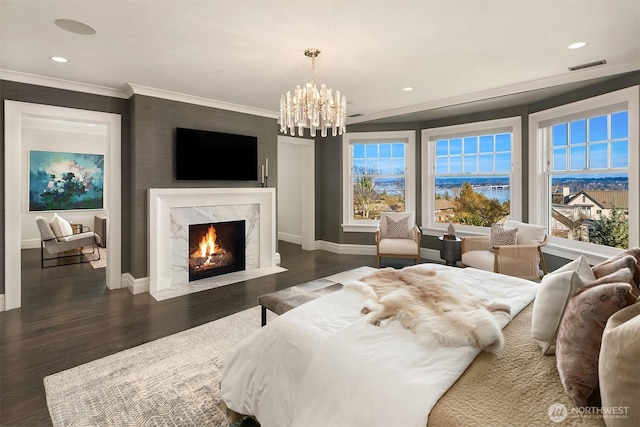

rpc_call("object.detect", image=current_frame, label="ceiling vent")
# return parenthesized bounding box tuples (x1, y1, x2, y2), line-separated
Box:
(568, 59, 607, 72)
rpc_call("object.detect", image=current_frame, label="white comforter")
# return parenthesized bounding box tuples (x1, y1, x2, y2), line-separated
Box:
(221, 264, 539, 427)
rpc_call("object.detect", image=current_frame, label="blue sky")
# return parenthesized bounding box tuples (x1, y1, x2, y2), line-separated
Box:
(552, 111, 628, 171)
(353, 110, 629, 178)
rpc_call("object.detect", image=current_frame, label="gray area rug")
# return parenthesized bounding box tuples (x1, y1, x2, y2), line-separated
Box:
(44, 306, 270, 427)
(43, 268, 373, 426)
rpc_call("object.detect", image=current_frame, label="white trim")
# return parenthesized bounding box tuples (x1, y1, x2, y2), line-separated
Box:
(0, 294, 5, 312)
(278, 232, 302, 245)
(0, 69, 128, 99)
(314, 240, 441, 263)
(122, 273, 149, 295)
(277, 135, 316, 250)
(349, 61, 640, 124)
(4, 101, 122, 310)
(421, 116, 522, 234)
(342, 130, 416, 232)
(0, 70, 280, 118)
(528, 86, 639, 253)
(126, 84, 279, 119)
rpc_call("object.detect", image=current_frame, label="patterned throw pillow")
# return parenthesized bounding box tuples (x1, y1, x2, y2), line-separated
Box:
(556, 282, 631, 407)
(385, 216, 412, 239)
(489, 223, 518, 252)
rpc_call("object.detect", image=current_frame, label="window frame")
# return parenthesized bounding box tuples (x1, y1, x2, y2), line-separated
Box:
(342, 130, 416, 233)
(421, 117, 522, 235)
(528, 86, 639, 262)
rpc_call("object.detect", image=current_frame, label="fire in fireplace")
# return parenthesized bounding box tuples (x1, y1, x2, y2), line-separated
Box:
(188, 220, 246, 282)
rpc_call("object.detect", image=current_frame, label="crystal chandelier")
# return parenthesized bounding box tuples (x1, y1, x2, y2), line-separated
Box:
(279, 48, 347, 137)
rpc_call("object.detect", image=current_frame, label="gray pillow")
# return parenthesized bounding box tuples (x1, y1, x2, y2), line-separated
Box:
(385, 215, 412, 239)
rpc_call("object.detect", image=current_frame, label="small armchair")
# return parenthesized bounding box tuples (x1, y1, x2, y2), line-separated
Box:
(461, 220, 548, 280)
(375, 212, 421, 268)
(36, 216, 101, 268)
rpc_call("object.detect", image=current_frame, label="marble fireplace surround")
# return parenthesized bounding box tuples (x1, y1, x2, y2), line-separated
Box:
(149, 188, 281, 299)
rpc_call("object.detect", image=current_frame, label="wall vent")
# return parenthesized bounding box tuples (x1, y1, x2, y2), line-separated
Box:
(568, 59, 607, 71)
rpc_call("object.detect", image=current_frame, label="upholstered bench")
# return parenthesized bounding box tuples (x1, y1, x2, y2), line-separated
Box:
(258, 282, 344, 326)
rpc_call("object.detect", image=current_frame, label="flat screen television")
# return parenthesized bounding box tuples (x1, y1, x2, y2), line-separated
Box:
(176, 127, 258, 181)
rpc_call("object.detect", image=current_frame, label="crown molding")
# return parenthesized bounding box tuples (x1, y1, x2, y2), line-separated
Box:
(0, 70, 280, 119)
(0, 69, 128, 99)
(348, 60, 640, 125)
(126, 84, 279, 119)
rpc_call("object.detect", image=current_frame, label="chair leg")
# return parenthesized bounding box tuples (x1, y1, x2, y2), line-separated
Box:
(376, 255, 381, 268)
(261, 306, 267, 327)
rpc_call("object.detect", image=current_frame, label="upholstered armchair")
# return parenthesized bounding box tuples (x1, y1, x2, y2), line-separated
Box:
(375, 212, 421, 268)
(36, 216, 101, 268)
(461, 220, 548, 280)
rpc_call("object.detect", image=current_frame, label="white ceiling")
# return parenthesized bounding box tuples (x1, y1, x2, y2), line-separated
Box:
(1, 0, 639, 124)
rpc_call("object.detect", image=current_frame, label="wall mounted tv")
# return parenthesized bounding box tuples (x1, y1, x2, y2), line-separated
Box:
(176, 127, 258, 181)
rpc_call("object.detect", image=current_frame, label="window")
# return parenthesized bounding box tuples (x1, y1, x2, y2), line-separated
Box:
(529, 86, 639, 260)
(342, 131, 415, 232)
(422, 117, 522, 233)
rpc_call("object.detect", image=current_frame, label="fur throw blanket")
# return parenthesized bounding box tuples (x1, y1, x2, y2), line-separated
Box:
(345, 267, 511, 353)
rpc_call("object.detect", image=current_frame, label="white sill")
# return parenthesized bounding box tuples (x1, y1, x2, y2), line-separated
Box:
(342, 223, 378, 233)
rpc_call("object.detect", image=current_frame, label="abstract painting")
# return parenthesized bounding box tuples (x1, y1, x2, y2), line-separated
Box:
(29, 150, 104, 211)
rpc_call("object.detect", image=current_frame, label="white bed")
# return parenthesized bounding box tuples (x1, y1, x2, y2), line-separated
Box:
(220, 264, 540, 427)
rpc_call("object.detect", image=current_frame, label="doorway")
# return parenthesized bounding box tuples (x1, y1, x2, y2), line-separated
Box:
(277, 135, 315, 250)
(4, 101, 122, 310)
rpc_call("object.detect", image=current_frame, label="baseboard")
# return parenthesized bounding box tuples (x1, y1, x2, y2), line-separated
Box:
(278, 232, 302, 245)
(122, 273, 149, 295)
(313, 240, 441, 263)
(0, 294, 5, 312)
(21, 239, 40, 249)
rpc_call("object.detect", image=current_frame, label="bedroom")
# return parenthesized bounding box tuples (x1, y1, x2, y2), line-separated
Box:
(1, 0, 639, 425)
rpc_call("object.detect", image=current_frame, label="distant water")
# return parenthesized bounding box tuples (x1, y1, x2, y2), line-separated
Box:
(436, 187, 510, 203)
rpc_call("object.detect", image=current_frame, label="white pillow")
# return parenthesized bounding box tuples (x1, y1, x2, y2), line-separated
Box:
(50, 213, 73, 242)
(531, 255, 596, 355)
(504, 220, 546, 245)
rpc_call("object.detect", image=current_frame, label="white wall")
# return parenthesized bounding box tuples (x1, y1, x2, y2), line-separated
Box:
(21, 120, 107, 248)
(277, 141, 303, 243)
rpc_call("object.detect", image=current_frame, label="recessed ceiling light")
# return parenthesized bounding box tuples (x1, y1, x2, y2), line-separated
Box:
(55, 18, 96, 35)
(568, 42, 587, 50)
(50, 56, 69, 63)
(401, 87, 414, 92)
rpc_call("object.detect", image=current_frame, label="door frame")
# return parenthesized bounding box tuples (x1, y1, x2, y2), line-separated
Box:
(4, 101, 122, 310)
(277, 135, 315, 250)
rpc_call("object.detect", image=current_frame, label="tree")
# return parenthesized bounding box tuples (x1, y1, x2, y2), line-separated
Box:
(589, 202, 629, 249)
(353, 165, 379, 219)
(451, 183, 510, 226)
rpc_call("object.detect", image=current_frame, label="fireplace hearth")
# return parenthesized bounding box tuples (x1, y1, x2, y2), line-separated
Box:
(188, 220, 245, 282)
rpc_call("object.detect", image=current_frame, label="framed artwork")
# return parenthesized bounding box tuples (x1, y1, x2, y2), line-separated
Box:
(29, 150, 105, 211)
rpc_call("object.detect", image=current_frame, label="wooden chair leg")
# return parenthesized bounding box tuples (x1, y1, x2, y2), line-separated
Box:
(376, 256, 381, 268)
(261, 306, 267, 327)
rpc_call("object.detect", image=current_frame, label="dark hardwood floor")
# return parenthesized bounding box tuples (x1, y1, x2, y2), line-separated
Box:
(0, 241, 379, 426)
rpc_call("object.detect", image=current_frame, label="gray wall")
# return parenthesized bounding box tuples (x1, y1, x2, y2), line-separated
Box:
(2, 71, 638, 295)
(128, 95, 278, 278)
(314, 71, 640, 268)
(0, 83, 278, 292)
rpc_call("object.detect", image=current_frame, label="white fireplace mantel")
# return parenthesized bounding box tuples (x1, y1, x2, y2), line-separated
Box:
(149, 187, 279, 295)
